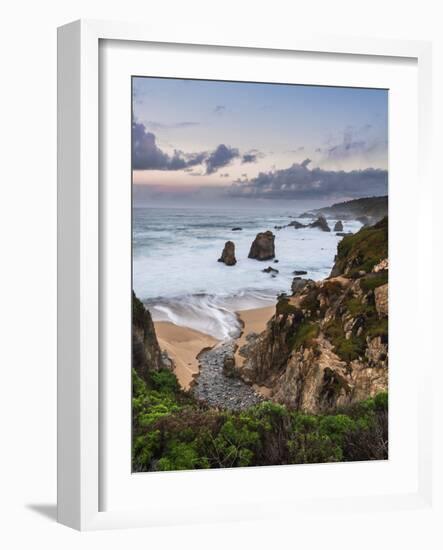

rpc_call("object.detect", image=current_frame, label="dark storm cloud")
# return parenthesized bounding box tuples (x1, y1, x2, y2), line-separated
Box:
(229, 159, 388, 200)
(133, 122, 182, 170)
(205, 144, 239, 174)
(132, 122, 207, 171)
(133, 122, 241, 175)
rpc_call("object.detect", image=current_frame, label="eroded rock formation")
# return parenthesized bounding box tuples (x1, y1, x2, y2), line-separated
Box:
(309, 216, 331, 232)
(132, 291, 165, 382)
(334, 220, 344, 232)
(248, 231, 275, 261)
(218, 240, 237, 265)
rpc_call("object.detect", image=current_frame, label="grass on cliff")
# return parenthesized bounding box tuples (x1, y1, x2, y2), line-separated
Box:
(288, 321, 319, 351)
(324, 319, 366, 362)
(132, 368, 388, 472)
(276, 295, 303, 318)
(334, 216, 388, 276)
(324, 288, 388, 361)
(360, 271, 388, 292)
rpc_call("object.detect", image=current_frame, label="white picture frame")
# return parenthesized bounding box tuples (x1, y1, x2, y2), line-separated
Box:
(57, 19, 433, 531)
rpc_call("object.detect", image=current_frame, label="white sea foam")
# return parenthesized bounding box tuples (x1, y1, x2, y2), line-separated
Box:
(133, 206, 362, 339)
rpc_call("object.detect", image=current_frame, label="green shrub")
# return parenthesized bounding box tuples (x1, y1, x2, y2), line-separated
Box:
(132, 362, 389, 470)
(149, 368, 180, 393)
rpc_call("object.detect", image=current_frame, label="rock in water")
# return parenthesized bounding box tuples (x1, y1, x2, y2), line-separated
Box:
(334, 220, 343, 232)
(218, 240, 237, 265)
(288, 220, 306, 229)
(248, 231, 275, 261)
(262, 266, 279, 274)
(231, 227, 242, 231)
(309, 216, 331, 232)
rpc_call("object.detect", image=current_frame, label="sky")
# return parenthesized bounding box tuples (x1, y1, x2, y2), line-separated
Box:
(132, 77, 388, 208)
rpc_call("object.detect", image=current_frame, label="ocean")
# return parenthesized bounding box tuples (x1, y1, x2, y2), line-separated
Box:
(133, 206, 362, 340)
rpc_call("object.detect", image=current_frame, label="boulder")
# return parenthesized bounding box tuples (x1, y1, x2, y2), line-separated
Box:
(309, 216, 330, 232)
(248, 231, 275, 261)
(334, 220, 344, 232)
(231, 227, 242, 231)
(218, 241, 236, 265)
(262, 266, 279, 274)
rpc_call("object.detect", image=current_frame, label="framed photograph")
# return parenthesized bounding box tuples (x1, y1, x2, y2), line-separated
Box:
(57, 20, 433, 530)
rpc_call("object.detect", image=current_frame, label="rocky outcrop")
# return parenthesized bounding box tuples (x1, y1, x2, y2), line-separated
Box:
(334, 220, 343, 232)
(330, 217, 388, 277)
(218, 240, 237, 265)
(132, 291, 165, 382)
(234, 220, 389, 414)
(309, 216, 330, 232)
(248, 231, 275, 261)
(300, 196, 388, 224)
(291, 277, 312, 294)
(275, 221, 305, 230)
(374, 284, 388, 318)
(289, 220, 306, 229)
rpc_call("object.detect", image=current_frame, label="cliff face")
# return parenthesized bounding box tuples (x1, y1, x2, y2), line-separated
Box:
(132, 291, 164, 382)
(301, 195, 388, 225)
(238, 218, 388, 413)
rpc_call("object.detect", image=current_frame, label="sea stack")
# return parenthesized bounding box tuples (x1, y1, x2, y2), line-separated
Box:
(248, 231, 275, 261)
(218, 241, 237, 265)
(334, 220, 344, 232)
(309, 215, 331, 232)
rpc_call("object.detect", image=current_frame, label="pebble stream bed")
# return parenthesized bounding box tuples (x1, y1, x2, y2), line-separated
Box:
(192, 341, 263, 411)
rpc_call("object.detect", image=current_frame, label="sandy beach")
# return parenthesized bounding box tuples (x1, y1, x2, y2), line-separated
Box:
(155, 304, 275, 393)
(155, 322, 218, 390)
